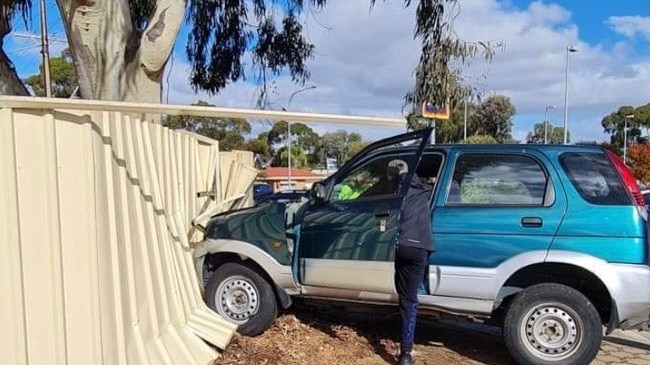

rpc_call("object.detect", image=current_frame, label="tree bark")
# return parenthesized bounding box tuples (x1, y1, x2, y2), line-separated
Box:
(0, 5, 30, 96)
(56, 0, 185, 103)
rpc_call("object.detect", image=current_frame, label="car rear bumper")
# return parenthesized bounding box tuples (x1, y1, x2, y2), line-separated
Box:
(611, 264, 650, 331)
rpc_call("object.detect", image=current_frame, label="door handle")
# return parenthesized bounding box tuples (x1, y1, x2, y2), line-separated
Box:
(374, 210, 390, 218)
(521, 217, 543, 228)
(374, 209, 390, 232)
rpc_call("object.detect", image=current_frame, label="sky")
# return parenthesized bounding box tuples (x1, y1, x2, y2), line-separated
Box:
(5, 0, 650, 144)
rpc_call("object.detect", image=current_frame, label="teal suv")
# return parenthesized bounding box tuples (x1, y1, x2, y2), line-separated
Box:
(194, 128, 650, 365)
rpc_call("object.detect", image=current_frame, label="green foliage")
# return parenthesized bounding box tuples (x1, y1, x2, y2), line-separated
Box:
(245, 136, 271, 158)
(186, 0, 326, 104)
(276, 145, 309, 169)
(408, 93, 515, 144)
(386, 0, 500, 115)
(472, 94, 516, 143)
(526, 122, 568, 144)
(408, 98, 482, 143)
(316, 130, 365, 165)
(25, 48, 77, 98)
(267, 120, 319, 152)
(348, 140, 369, 159)
(162, 100, 251, 151)
(464, 134, 496, 144)
(601, 103, 650, 151)
(266, 120, 322, 165)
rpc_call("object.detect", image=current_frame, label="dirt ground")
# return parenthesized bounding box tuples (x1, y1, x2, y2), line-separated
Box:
(212, 300, 515, 365)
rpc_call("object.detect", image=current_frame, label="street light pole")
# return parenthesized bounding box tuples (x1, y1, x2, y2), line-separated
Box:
(463, 99, 468, 143)
(563, 45, 578, 145)
(624, 115, 634, 165)
(544, 105, 555, 144)
(285, 85, 316, 190)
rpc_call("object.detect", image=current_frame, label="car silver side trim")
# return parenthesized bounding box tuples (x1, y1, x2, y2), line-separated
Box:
(418, 295, 494, 316)
(430, 251, 549, 300)
(301, 259, 395, 294)
(297, 289, 493, 318)
(433, 250, 650, 327)
(193, 238, 299, 294)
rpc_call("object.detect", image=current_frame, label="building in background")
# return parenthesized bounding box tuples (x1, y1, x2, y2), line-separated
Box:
(258, 167, 324, 192)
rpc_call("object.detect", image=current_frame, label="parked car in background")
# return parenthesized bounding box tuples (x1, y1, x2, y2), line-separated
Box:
(195, 128, 650, 365)
(255, 189, 309, 206)
(253, 183, 273, 203)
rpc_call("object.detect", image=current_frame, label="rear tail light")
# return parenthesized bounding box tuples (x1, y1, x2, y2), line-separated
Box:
(605, 150, 646, 216)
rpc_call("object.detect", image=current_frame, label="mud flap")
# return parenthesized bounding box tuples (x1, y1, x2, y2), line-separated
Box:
(275, 285, 293, 309)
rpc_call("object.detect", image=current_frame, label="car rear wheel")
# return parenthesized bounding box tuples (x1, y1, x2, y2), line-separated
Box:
(503, 283, 602, 365)
(205, 263, 278, 336)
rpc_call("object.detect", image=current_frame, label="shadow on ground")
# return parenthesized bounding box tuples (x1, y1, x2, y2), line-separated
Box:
(603, 335, 650, 351)
(290, 299, 516, 365)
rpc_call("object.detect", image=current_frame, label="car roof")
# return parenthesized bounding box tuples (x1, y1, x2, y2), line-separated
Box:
(371, 143, 605, 156)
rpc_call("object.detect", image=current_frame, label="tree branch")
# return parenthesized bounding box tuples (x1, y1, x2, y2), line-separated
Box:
(139, 0, 184, 75)
(0, 4, 29, 96)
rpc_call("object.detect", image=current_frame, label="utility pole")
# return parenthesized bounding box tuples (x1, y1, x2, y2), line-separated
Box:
(463, 99, 468, 142)
(284, 86, 316, 190)
(563, 46, 578, 144)
(39, 0, 52, 97)
(624, 115, 634, 165)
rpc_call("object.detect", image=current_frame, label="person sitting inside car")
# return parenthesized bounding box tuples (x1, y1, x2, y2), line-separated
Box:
(338, 172, 368, 200)
(363, 163, 405, 197)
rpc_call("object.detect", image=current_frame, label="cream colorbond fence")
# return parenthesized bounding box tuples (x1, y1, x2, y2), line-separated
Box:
(0, 96, 405, 365)
(0, 99, 251, 365)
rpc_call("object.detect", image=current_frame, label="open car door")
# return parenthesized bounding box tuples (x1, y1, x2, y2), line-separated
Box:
(294, 128, 432, 297)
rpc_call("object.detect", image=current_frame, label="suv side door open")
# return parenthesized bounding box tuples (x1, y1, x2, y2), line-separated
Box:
(295, 128, 432, 296)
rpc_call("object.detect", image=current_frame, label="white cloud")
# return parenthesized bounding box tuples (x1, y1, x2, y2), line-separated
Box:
(163, 0, 650, 143)
(606, 16, 650, 41)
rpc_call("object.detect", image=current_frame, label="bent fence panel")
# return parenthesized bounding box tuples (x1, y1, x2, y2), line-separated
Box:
(0, 102, 247, 365)
(0, 96, 403, 365)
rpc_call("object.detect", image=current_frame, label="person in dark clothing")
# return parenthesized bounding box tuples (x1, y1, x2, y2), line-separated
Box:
(394, 174, 435, 365)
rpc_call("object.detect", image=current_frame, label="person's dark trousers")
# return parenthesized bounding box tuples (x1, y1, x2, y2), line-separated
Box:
(394, 245, 429, 355)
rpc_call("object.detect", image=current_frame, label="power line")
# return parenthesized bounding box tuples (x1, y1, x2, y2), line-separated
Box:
(12, 31, 67, 44)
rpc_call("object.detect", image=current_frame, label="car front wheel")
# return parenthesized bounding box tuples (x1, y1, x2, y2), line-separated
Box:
(503, 283, 602, 365)
(205, 262, 278, 336)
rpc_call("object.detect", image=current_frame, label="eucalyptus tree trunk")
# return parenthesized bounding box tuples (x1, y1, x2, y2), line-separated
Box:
(56, 0, 184, 103)
(0, 4, 29, 96)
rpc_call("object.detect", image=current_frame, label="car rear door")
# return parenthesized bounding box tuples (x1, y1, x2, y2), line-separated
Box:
(429, 147, 567, 300)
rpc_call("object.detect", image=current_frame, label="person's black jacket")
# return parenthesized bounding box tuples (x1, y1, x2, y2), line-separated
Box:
(396, 175, 434, 252)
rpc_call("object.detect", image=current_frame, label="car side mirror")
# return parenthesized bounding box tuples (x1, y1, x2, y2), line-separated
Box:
(311, 182, 327, 202)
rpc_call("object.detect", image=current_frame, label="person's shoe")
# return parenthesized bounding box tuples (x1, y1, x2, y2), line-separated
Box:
(398, 352, 414, 365)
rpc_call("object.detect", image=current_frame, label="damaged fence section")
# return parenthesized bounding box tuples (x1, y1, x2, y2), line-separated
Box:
(0, 97, 260, 365)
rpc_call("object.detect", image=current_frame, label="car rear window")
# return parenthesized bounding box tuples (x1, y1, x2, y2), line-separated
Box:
(559, 152, 630, 205)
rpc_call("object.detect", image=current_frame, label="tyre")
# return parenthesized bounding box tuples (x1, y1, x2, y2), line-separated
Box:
(205, 262, 278, 336)
(503, 283, 602, 365)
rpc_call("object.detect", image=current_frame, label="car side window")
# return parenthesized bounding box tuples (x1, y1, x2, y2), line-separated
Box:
(447, 154, 547, 206)
(330, 154, 413, 202)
